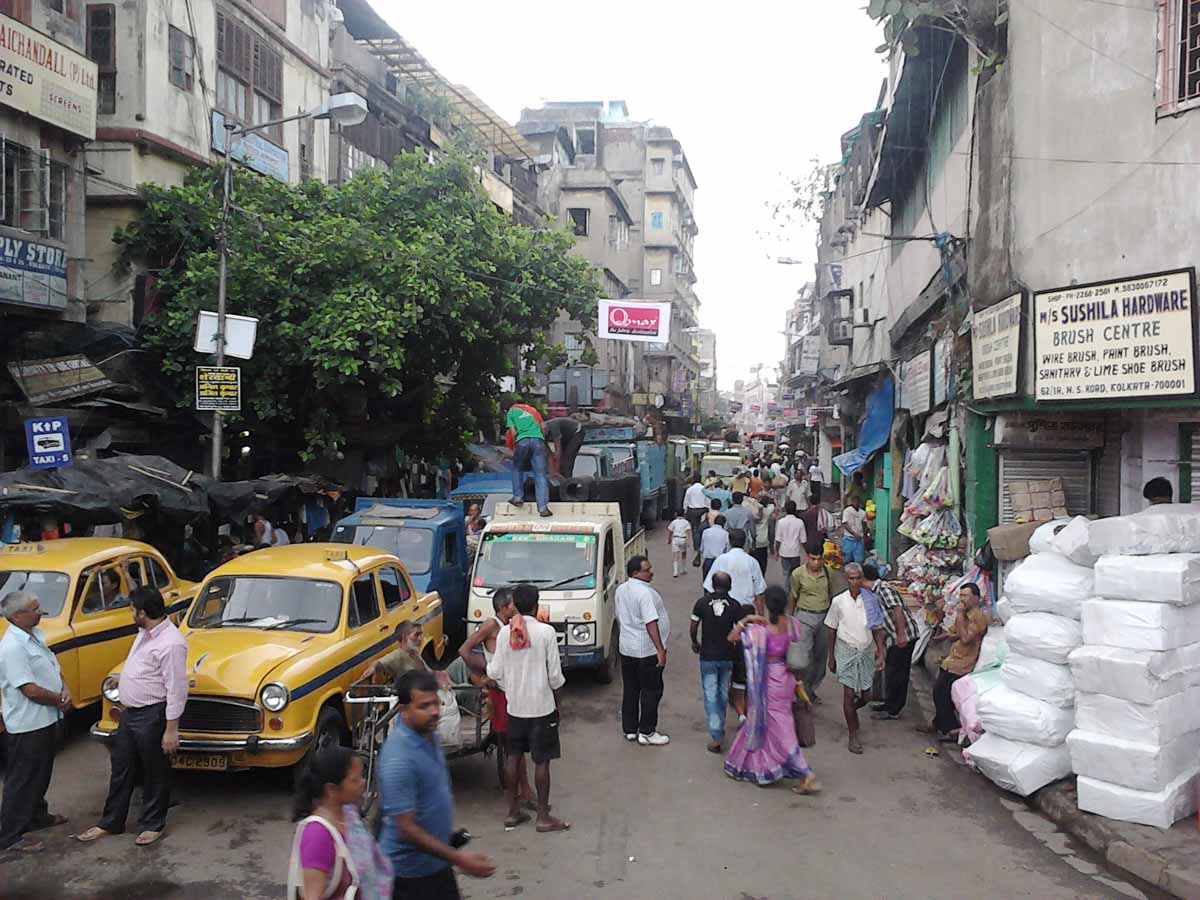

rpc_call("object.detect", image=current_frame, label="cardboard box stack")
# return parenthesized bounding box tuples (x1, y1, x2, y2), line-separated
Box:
(1067, 508, 1200, 828)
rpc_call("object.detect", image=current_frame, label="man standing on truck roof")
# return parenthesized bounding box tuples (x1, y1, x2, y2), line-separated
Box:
(543, 417, 583, 479)
(505, 402, 552, 518)
(616, 556, 671, 747)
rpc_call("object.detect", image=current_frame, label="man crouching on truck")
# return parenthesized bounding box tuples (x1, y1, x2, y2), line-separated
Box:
(486, 584, 570, 834)
(458, 588, 536, 811)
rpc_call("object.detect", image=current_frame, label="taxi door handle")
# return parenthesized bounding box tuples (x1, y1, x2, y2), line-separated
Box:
(378, 624, 389, 632)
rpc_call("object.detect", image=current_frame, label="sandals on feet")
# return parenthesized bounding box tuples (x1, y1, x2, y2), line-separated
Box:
(503, 812, 531, 830)
(75, 827, 113, 843)
(535, 816, 571, 833)
(135, 830, 164, 846)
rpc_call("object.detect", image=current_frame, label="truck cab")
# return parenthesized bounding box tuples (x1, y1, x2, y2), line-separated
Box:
(467, 502, 646, 683)
(331, 499, 468, 639)
(581, 427, 667, 526)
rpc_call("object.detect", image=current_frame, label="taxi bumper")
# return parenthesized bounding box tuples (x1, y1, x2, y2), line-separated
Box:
(90, 724, 314, 754)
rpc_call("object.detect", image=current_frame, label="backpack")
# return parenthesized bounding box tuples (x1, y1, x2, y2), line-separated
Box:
(286, 816, 359, 900)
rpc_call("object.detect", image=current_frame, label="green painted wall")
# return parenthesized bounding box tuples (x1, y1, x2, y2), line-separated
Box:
(873, 451, 893, 563)
(964, 411, 999, 551)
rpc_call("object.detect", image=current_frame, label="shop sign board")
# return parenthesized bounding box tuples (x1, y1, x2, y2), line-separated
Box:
(972, 293, 1023, 400)
(598, 299, 672, 344)
(900, 351, 932, 415)
(1034, 269, 1197, 401)
(798, 335, 821, 375)
(0, 235, 69, 311)
(0, 15, 97, 139)
(211, 110, 289, 183)
(24, 416, 71, 468)
(993, 413, 1105, 449)
(195, 366, 241, 411)
(7, 354, 113, 405)
(932, 336, 951, 406)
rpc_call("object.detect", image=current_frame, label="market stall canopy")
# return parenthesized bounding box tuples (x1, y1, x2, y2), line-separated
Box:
(834, 376, 895, 477)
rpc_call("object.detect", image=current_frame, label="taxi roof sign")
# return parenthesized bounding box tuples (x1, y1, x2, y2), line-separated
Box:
(1, 542, 48, 554)
(323, 548, 349, 562)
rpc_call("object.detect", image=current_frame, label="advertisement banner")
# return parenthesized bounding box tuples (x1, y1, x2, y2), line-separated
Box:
(598, 299, 672, 343)
(798, 335, 821, 375)
(972, 293, 1023, 400)
(1034, 269, 1196, 401)
(0, 15, 97, 138)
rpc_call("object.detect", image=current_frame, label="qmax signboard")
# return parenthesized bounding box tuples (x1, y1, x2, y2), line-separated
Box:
(598, 299, 672, 343)
(24, 416, 71, 468)
(1034, 269, 1197, 401)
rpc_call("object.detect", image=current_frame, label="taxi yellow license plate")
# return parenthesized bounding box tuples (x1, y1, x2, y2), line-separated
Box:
(170, 752, 228, 771)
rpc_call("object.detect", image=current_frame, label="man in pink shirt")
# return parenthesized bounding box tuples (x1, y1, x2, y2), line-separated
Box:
(77, 586, 188, 847)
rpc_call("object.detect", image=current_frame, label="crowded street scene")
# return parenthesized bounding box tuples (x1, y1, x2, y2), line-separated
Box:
(6, 0, 1200, 898)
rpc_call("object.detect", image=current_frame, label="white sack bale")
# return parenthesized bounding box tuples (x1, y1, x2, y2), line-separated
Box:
(973, 627, 1008, 673)
(1029, 518, 1072, 555)
(1004, 612, 1082, 664)
(1093, 553, 1200, 607)
(1004, 552, 1095, 616)
(964, 733, 1073, 797)
(1088, 505, 1200, 557)
(1068, 643, 1200, 705)
(1001, 653, 1075, 707)
(1050, 516, 1097, 568)
(996, 596, 1015, 623)
(1082, 598, 1200, 651)
(1067, 728, 1200, 793)
(1077, 765, 1200, 829)
(1075, 685, 1200, 745)
(977, 685, 1076, 747)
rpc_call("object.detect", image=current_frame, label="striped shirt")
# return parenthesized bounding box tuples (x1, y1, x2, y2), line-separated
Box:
(872, 580, 919, 647)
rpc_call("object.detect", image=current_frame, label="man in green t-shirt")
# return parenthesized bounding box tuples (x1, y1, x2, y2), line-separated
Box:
(505, 402, 552, 517)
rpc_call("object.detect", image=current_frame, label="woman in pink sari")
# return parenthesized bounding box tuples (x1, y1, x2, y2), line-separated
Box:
(725, 586, 822, 794)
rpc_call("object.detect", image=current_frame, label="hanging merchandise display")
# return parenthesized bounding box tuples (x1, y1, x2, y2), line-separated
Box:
(896, 440, 966, 612)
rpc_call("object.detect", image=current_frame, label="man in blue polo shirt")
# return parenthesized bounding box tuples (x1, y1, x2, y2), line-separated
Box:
(380, 669, 495, 899)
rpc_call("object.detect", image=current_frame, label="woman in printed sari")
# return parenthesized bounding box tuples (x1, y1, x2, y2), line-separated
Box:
(724, 585, 822, 794)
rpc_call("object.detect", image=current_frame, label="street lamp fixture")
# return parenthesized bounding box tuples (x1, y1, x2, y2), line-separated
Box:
(208, 92, 368, 478)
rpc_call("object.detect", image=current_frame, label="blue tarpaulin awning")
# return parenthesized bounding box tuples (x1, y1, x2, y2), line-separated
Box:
(834, 376, 894, 477)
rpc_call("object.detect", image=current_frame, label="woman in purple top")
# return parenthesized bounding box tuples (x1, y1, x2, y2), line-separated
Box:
(724, 586, 822, 795)
(287, 745, 393, 899)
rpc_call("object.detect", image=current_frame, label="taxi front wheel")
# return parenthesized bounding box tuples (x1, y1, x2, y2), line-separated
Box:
(294, 706, 349, 787)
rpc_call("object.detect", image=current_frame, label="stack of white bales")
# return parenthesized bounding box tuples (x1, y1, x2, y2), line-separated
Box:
(969, 517, 1092, 796)
(1069, 508, 1200, 828)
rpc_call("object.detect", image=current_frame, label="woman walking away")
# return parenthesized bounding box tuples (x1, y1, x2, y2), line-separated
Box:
(724, 586, 821, 795)
(288, 746, 394, 900)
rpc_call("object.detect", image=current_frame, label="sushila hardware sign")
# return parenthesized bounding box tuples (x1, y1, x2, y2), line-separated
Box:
(1034, 269, 1196, 401)
(0, 15, 97, 139)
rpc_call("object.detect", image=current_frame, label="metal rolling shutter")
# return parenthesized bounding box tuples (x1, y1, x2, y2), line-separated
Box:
(1188, 425, 1200, 503)
(1094, 415, 1125, 517)
(999, 451, 1093, 524)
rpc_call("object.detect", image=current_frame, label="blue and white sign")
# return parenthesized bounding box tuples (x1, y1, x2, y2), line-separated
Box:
(24, 416, 72, 468)
(0, 233, 69, 311)
(211, 110, 290, 183)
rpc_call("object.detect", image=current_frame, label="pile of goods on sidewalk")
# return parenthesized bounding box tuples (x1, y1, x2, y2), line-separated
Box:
(964, 521, 1089, 797)
(1068, 510, 1200, 828)
(965, 507, 1200, 829)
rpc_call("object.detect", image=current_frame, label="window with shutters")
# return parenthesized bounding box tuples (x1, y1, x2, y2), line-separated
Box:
(1158, 0, 1200, 115)
(216, 10, 283, 142)
(86, 5, 116, 115)
(0, 139, 67, 239)
(169, 26, 194, 92)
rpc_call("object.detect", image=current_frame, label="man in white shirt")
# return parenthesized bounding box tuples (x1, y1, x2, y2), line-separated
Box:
(487, 583, 568, 832)
(699, 514, 730, 581)
(841, 497, 867, 564)
(825, 563, 886, 755)
(704, 529, 767, 613)
(666, 510, 692, 578)
(683, 476, 709, 555)
(773, 501, 808, 585)
(808, 462, 824, 502)
(785, 472, 811, 512)
(615, 556, 670, 746)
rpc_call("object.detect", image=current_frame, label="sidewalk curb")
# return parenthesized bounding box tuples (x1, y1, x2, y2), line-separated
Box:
(910, 665, 1196, 899)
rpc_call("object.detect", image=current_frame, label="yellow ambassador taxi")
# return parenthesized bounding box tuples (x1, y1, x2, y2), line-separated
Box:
(0, 538, 199, 708)
(91, 543, 444, 774)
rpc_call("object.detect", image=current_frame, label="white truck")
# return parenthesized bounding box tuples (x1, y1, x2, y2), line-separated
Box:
(467, 502, 647, 683)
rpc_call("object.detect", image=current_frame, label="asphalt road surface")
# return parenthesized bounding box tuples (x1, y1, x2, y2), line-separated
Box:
(1, 536, 1162, 899)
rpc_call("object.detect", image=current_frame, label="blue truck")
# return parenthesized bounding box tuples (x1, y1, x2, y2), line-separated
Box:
(580, 427, 667, 527)
(331, 498, 469, 641)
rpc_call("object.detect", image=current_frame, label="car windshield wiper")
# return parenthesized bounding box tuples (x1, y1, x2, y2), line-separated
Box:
(212, 616, 265, 627)
(264, 618, 326, 630)
(517, 571, 595, 590)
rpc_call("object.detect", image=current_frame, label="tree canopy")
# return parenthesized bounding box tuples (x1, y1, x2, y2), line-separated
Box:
(116, 153, 599, 463)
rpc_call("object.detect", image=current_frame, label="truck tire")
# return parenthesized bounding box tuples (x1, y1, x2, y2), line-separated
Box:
(595, 621, 619, 684)
(561, 476, 593, 502)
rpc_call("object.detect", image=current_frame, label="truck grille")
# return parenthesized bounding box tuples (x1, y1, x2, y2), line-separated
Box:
(179, 696, 262, 734)
(551, 622, 566, 646)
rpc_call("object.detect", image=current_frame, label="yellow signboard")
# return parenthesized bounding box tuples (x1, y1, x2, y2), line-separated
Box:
(0, 15, 98, 139)
(195, 366, 241, 412)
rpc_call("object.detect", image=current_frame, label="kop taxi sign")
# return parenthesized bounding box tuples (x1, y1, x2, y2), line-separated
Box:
(598, 299, 672, 344)
(1034, 268, 1197, 401)
(196, 366, 241, 411)
(24, 416, 71, 468)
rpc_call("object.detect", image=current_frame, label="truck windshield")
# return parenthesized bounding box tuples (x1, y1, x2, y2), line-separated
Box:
(473, 532, 598, 590)
(572, 454, 600, 477)
(331, 524, 433, 574)
(0, 570, 70, 617)
(606, 446, 634, 466)
(188, 576, 342, 633)
(704, 458, 740, 477)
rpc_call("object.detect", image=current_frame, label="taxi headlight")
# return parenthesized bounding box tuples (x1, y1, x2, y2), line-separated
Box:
(570, 623, 595, 645)
(102, 676, 120, 704)
(260, 683, 290, 712)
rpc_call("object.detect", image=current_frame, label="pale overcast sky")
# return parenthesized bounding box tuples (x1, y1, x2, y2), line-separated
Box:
(374, 1, 886, 389)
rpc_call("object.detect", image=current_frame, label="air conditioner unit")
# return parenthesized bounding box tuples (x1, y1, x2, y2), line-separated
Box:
(831, 320, 852, 344)
(854, 308, 870, 326)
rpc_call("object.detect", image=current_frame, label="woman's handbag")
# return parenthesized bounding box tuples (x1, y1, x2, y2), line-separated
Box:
(786, 639, 810, 673)
(792, 698, 816, 747)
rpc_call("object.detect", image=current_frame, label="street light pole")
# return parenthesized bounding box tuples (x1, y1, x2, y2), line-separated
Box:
(205, 93, 368, 479)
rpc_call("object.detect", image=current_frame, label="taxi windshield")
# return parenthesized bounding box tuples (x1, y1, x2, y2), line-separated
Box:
(331, 524, 433, 574)
(705, 458, 740, 477)
(188, 576, 342, 633)
(0, 570, 70, 617)
(473, 532, 597, 590)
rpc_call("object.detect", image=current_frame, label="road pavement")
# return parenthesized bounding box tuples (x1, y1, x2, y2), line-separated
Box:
(2, 536, 1161, 899)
